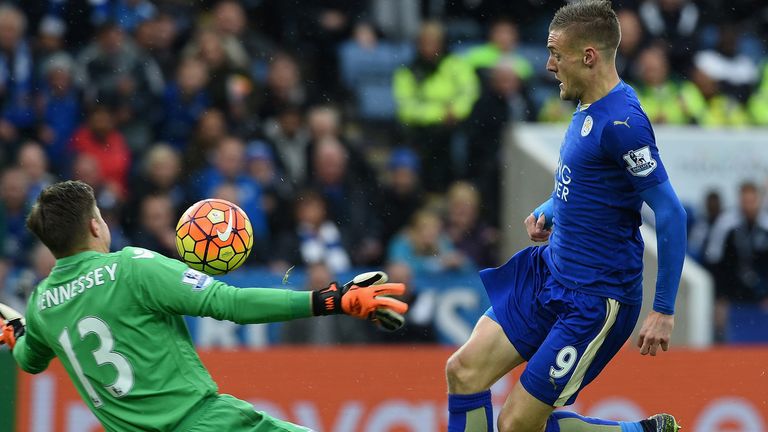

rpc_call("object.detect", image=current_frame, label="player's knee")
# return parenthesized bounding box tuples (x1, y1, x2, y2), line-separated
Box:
(497, 410, 545, 432)
(446, 351, 485, 393)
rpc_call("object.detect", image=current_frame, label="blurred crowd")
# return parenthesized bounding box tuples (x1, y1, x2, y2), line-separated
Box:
(688, 182, 768, 343)
(0, 0, 766, 344)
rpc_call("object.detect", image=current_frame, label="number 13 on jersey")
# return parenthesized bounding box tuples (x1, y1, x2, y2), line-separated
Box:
(58, 316, 135, 407)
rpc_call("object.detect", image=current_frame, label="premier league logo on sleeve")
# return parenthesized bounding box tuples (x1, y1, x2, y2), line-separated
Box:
(622, 146, 657, 177)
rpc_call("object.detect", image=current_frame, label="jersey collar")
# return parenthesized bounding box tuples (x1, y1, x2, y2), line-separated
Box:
(54, 251, 103, 269)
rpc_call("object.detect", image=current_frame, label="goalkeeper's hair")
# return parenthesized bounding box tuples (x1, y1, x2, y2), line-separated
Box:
(549, 0, 620, 58)
(26, 180, 97, 257)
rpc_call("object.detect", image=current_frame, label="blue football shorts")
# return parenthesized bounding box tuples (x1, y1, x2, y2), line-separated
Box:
(480, 245, 641, 407)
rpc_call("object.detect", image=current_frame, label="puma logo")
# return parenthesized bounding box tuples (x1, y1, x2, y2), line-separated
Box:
(613, 117, 630, 128)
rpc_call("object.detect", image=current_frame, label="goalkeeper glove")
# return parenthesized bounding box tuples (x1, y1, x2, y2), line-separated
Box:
(312, 271, 408, 331)
(0, 303, 25, 349)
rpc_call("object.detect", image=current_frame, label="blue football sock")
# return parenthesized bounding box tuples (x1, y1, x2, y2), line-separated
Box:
(545, 411, 641, 432)
(448, 390, 493, 432)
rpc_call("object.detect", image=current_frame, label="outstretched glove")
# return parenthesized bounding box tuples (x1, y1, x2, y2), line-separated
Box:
(0, 303, 25, 349)
(313, 271, 408, 331)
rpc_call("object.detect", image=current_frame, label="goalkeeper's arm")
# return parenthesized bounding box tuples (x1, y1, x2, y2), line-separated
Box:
(1, 302, 55, 374)
(136, 254, 408, 328)
(196, 272, 408, 329)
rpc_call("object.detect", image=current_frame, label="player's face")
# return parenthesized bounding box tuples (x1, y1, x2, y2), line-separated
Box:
(546, 29, 586, 101)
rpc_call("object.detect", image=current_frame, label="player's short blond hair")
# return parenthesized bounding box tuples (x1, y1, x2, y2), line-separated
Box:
(549, 0, 620, 57)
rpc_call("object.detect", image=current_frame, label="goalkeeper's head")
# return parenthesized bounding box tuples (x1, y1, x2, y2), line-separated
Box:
(26, 180, 111, 258)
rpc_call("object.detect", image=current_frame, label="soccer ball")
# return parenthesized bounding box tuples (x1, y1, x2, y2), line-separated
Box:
(175, 199, 253, 275)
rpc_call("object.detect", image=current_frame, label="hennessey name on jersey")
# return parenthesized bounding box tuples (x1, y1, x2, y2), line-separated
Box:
(38, 264, 118, 311)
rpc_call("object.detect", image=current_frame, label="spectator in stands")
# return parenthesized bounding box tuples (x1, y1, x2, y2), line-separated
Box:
(70, 104, 131, 199)
(263, 104, 311, 186)
(160, 57, 210, 150)
(748, 62, 768, 125)
(338, 21, 414, 121)
(465, 17, 533, 82)
(633, 45, 687, 124)
(0, 168, 32, 268)
(0, 4, 35, 152)
(32, 16, 66, 81)
(536, 96, 577, 123)
(638, 0, 701, 77)
(110, 0, 157, 33)
(445, 181, 499, 269)
(280, 262, 375, 345)
(307, 104, 342, 142)
(273, 189, 352, 275)
(393, 21, 479, 192)
(16, 141, 54, 203)
(35, 53, 81, 173)
(615, 9, 647, 83)
(71, 153, 129, 251)
(305, 105, 378, 196)
(212, 0, 276, 84)
(388, 208, 473, 276)
(134, 13, 180, 81)
(680, 65, 750, 127)
(2, 242, 54, 313)
(289, 1, 363, 104)
(259, 53, 312, 120)
(185, 108, 227, 176)
(124, 144, 187, 236)
(380, 148, 425, 248)
(246, 140, 294, 236)
(705, 182, 768, 341)
(465, 58, 532, 224)
(689, 190, 722, 263)
(28, 0, 98, 50)
(133, 194, 177, 258)
(76, 21, 164, 152)
(183, 28, 254, 129)
(693, 23, 759, 102)
(308, 137, 383, 266)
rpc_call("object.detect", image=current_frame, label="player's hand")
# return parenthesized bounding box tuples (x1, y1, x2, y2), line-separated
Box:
(637, 311, 674, 356)
(525, 213, 551, 242)
(312, 272, 408, 331)
(0, 303, 25, 349)
(341, 272, 408, 331)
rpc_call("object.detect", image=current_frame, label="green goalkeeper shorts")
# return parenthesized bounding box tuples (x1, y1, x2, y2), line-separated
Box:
(178, 394, 312, 432)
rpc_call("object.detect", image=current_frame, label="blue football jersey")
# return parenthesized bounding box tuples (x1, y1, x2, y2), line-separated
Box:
(543, 81, 668, 305)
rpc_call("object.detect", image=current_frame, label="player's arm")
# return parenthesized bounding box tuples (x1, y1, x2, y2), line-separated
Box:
(132, 249, 407, 328)
(601, 116, 686, 356)
(525, 198, 553, 242)
(134, 250, 312, 323)
(1, 302, 55, 374)
(641, 181, 687, 315)
(636, 181, 687, 355)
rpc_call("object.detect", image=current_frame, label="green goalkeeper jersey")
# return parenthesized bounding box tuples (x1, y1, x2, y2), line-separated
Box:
(13, 247, 312, 431)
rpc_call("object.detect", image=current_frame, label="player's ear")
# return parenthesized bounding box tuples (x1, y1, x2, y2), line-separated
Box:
(89, 217, 101, 238)
(583, 47, 597, 67)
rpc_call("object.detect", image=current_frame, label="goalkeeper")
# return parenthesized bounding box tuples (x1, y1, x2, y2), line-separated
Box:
(0, 180, 408, 432)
